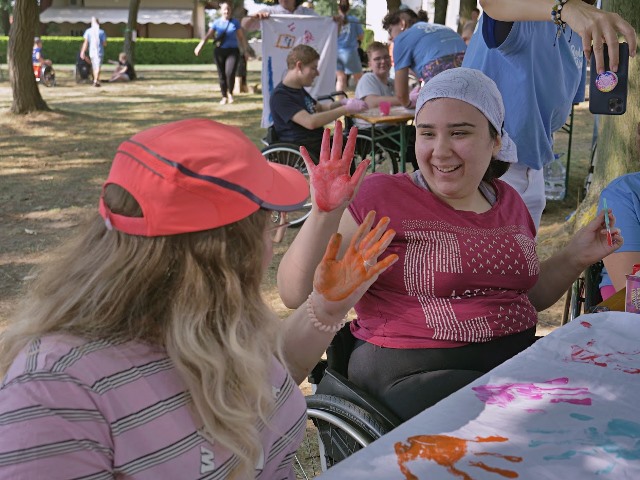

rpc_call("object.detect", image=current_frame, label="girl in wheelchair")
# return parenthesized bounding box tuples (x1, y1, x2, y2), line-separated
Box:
(279, 68, 623, 423)
(32, 37, 55, 87)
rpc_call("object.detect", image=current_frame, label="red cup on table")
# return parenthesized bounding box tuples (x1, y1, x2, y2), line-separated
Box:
(379, 101, 391, 116)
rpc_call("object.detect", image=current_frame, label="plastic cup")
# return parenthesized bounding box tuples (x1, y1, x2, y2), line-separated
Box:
(379, 101, 391, 116)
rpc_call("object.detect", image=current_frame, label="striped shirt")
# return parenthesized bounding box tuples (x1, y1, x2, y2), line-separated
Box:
(0, 335, 306, 479)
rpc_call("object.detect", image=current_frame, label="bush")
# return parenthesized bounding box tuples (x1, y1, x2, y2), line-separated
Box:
(0, 36, 215, 64)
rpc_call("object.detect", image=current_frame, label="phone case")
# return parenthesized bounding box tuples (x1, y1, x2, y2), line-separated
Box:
(589, 42, 629, 115)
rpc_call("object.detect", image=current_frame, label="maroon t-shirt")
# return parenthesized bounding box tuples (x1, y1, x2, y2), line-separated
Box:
(348, 173, 539, 349)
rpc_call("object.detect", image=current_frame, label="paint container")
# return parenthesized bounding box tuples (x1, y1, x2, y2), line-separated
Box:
(625, 263, 640, 313)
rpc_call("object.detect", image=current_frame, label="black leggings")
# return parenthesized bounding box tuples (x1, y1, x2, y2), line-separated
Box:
(213, 47, 240, 97)
(348, 328, 536, 422)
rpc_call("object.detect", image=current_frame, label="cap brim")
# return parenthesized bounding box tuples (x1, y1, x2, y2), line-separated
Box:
(262, 162, 310, 212)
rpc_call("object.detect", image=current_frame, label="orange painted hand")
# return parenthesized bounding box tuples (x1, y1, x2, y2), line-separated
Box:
(300, 121, 370, 212)
(314, 211, 398, 302)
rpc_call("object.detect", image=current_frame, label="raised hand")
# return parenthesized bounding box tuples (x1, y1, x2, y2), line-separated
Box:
(313, 210, 398, 302)
(562, 1, 636, 73)
(300, 121, 370, 212)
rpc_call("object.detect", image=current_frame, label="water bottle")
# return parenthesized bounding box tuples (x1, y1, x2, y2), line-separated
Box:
(544, 153, 566, 201)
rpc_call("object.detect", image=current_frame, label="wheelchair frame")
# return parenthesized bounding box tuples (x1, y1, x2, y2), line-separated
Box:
(294, 324, 402, 478)
(561, 261, 604, 325)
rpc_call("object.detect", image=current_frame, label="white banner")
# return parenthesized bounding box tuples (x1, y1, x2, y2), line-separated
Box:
(260, 15, 338, 128)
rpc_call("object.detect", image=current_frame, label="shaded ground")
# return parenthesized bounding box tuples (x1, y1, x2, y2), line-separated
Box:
(0, 63, 594, 339)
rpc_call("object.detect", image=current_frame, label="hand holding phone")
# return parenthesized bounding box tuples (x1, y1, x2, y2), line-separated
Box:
(589, 42, 629, 115)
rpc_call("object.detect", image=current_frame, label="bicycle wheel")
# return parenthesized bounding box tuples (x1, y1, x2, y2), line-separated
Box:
(352, 134, 398, 175)
(294, 394, 391, 479)
(261, 143, 313, 227)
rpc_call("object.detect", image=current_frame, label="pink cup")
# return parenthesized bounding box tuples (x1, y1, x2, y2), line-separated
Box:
(379, 101, 391, 116)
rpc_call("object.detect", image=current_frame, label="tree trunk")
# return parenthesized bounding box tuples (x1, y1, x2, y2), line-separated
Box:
(573, 0, 640, 230)
(123, 0, 141, 64)
(386, 0, 402, 13)
(9, 0, 49, 114)
(434, 0, 449, 25)
(458, 0, 478, 31)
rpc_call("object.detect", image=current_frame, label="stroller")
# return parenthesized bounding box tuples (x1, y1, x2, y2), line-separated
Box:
(33, 63, 56, 87)
(75, 53, 93, 84)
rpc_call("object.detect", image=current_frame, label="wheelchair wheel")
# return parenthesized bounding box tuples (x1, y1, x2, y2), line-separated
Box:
(352, 134, 398, 175)
(42, 68, 55, 87)
(294, 394, 391, 478)
(561, 262, 603, 325)
(261, 143, 314, 228)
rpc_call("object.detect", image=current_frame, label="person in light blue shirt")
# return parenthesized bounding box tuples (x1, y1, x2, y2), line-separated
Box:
(336, 0, 364, 92)
(598, 129, 640, 300)
(461, 0, 636, 231)
(195, 2, 249, 105)
(80, 17, 107, 87)
(382, 9, 466, 109)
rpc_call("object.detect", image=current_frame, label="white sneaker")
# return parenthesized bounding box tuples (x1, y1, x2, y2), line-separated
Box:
(219, 97, 228, 105)
(227, 94, 234, 104)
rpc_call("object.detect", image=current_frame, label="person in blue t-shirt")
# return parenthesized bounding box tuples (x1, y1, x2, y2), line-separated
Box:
(335, 0, 364, 92)
(195, 2, 249, 105)
(382, 9, 466, 109)
(462, 0, 636, 231)
(598, 123, 640, 300)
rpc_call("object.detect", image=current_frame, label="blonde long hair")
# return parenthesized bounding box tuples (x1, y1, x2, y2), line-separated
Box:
(0, 185, 283, 478)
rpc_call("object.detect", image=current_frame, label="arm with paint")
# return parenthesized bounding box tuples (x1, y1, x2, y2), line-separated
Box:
(282, 213, 397, 384)
(277, 122, 375, 308)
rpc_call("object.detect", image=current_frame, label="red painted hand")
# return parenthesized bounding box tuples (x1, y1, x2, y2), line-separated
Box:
(300, 121, 370, 212)
(314, 211, 398, 301)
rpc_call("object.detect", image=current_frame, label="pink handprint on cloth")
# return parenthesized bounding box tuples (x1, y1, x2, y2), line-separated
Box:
(472, 378, 592, 410)
(395, 434, 522, 480)
(570, 339, 640, 374)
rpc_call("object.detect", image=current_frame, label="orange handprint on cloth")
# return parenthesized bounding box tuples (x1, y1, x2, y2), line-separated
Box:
(314, 210, 397, 301)
(395, 434, 522, 480)
(300, 121, 370, 212)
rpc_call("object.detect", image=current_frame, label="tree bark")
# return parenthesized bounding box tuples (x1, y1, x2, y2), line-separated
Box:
(434, 0, 449, 25)
(573, 0, 639, 230)
(386, 0, 402, 13)
(123, 0, 141, 64)
(9, 0, 49, 114)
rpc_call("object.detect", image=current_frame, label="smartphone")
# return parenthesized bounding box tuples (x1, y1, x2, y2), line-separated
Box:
(589, 42, 629, 115)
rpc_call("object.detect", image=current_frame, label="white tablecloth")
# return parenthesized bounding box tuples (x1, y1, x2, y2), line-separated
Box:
(319, 311, 640, 479)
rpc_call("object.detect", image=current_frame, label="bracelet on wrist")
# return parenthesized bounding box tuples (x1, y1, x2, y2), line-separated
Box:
(306, 292, 348, 334)
(551, 0, 569, 41)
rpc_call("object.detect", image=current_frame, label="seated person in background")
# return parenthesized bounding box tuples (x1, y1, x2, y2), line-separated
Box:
(354, 41, 417, 170)
(599, 122, 640, 300)
(269, 44, 366, 160)
(277, 67, 622, 422)
(32, 37, 52, 68)
(108, 52, 136, 82)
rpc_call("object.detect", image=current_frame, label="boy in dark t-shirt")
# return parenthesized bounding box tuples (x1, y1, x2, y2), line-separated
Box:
(269, 45, 366, 160)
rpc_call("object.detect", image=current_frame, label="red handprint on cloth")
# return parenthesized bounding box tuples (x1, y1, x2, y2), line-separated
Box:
(395, 434, 522, 480)
(569, 339, 640, 374)
(472, 377, 592, 411)
(300, 121, 369, 212)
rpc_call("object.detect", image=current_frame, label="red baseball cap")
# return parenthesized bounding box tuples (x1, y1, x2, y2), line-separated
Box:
(99, 118, 309, 236)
